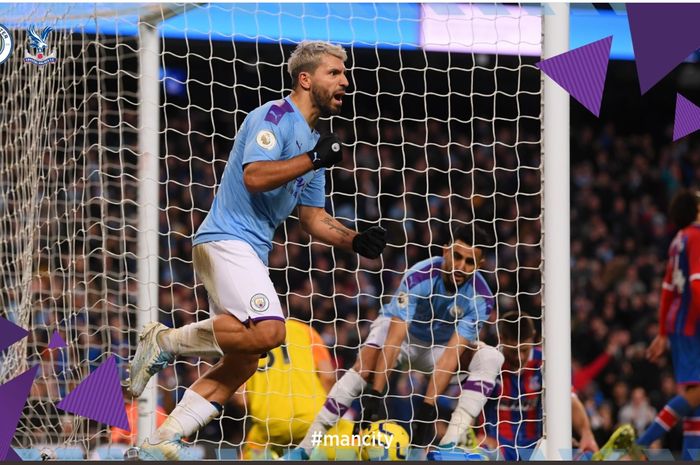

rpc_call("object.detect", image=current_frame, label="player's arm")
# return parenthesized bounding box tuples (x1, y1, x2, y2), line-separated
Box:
(424, 331, 471, 403)
(361, 317, 409, 423)
(647, 249, 675, 362)
(372, 317, 409, 394)
(297, 205, 386, 259)
(572, 393, 598, 453)
(411, 332, 472, 446)
(243, 156, 314, 193)
(243, 132, 342, 193)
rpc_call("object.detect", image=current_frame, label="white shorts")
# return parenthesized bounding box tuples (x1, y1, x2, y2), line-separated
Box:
(365, 315, 477, 385)
(364, 315, 456, 378)
(192, 240, 284, 324)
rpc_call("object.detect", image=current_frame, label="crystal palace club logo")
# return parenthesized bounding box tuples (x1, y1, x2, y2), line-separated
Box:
(24, 26, 57, 65)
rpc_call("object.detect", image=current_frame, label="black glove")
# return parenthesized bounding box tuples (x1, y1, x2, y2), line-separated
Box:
(307, 133, 343, 169)
(352, 226, 387, 259)
(360, 388, 385, 430)
(411, 402, 438, 447)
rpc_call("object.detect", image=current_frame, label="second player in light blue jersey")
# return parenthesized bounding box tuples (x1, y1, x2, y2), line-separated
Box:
(128, 41, 387, 461)
(287, 224, 504, 460)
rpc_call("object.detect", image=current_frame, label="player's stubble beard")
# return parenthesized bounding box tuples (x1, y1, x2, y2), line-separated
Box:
(442, 268, 470, 293)
(442, 270, 458, 293)
(311, 85, 340, 117)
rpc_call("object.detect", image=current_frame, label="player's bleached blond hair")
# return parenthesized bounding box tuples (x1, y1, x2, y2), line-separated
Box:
(287, 41, 347, 89)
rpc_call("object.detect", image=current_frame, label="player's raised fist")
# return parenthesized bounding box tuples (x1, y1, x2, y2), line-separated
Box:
(352, 226, 387, 259)
(307, 133, 343, 169)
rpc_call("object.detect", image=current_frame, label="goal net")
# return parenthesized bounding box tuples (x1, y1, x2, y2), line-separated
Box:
(0, 3, 544, 459)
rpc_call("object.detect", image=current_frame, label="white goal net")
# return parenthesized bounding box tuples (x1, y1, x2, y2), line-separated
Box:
(0, 3, 544, 459)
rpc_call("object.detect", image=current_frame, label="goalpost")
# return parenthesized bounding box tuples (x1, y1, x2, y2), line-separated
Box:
(0, 3, 570, 459)
(542, 3, 572, 460)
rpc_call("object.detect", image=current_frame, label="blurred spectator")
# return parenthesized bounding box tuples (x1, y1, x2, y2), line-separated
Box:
(618, 387, 656, 436)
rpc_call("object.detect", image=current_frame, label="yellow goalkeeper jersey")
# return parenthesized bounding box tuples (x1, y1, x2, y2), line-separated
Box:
(244, 319, 331, 448)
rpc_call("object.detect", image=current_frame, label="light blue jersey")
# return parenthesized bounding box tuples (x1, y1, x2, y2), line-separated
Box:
(194, 97, 325, 265)
(382, 257, 494, 344)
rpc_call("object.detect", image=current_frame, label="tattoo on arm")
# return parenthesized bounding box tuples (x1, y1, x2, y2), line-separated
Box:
(321, 217, 350, 237)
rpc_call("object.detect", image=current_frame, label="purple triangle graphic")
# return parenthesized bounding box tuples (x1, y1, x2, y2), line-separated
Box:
(56, 355, 129, 431)
(4, 448, 22, 461)
(673, 94, 700, 142)
(0, 366, 39, 461)
(47, 331, 66, 349)
(536, 36, 612, 117)
(627, 4, 700, 95)
(0, 317, 28, 353)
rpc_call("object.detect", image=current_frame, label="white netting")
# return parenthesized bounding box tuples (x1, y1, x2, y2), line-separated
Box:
(0, 3, 543, 459)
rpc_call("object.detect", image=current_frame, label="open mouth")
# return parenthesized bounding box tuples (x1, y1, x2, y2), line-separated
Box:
(333, 93, 345, 104)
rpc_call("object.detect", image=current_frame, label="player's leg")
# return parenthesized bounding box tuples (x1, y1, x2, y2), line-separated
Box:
(291, 317, 390, 458)
(439, 343, 503, 447)
(161, 240, 286, 355)
(129, 240, 285, 397)
(682, 407, 700, 460)
(139, 352, 260, 460)
(637, 335, 700, 450)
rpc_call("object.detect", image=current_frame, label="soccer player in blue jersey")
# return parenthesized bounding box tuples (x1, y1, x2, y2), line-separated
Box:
(127, 41, 387, 460)
(285, 224, 504, 459)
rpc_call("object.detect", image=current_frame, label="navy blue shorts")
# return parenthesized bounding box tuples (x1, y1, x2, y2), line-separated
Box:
(671, 334, 700, 385)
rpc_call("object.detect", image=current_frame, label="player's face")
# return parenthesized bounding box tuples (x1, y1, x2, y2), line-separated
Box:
(441, 240, 483, 287)
(502, 337, 534, 369)
(309, 54, 349, 116)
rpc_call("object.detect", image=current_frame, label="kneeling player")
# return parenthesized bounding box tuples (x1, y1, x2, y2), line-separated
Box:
(233, 319, 340, 459)
(482, 313, 636, 461)
(285, 224, 503, 459)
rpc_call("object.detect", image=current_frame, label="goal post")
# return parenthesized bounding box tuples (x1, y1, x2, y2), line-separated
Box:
(0, 3, 573, 460)
(542, 3, 572, 461)
(136, 17, 160, 447)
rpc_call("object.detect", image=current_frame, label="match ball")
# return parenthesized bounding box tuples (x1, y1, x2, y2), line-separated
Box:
(40, 448, 57, 461)
(361, 421, 410, 461)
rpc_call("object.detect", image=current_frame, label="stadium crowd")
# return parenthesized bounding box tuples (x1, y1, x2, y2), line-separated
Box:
(148, 111, 691, 452)
(17, 69, 696, 457)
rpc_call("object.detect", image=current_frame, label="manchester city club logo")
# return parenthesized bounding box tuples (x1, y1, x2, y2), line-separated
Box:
(0, 24, 13, 65)
(24, 26, 57, 66)
(449, 304, 464, 318)
(397, 291, 409, 308)
(250, 293, 270, 313)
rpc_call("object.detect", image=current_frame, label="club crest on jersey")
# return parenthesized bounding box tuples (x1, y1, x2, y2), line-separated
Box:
(256, 130, 276, 150)
(449, 304, 464, 318)
(250, 293, 270, 313)
(397, 291, 409, 308)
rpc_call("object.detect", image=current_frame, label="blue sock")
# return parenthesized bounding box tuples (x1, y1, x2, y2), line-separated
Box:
(637, 395, 691, 446)
(682, 406, 700, 460)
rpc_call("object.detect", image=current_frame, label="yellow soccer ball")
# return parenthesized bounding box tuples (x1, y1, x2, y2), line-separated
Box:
(360, 421, 410, 461)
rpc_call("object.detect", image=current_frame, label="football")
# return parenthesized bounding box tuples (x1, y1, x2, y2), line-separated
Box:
(361, 421, 410, 461)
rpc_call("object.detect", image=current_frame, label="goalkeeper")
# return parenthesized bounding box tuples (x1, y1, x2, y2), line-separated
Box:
(286, 224, 503, 459)
(127, 40, 387, 461)
(232, 319, 346, 459)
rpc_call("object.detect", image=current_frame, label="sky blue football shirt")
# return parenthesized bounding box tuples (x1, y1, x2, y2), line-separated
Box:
(381, 257, 495, 344)
(194, 97, 325, 265)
